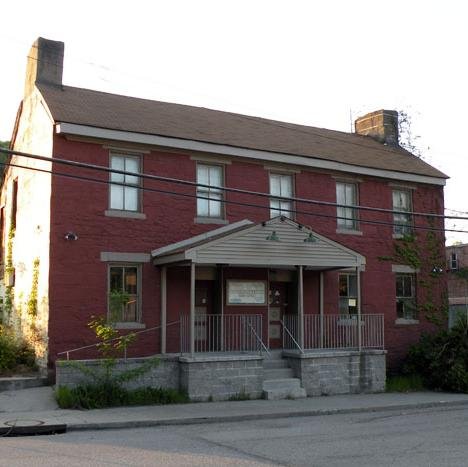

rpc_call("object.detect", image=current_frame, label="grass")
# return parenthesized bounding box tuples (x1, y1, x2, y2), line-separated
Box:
(386, 374, 425, 392)
(228, 390, 251, 401)
(55, 384, 189, 409)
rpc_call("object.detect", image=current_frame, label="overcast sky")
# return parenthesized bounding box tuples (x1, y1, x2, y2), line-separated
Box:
(1, 0, 467, 244)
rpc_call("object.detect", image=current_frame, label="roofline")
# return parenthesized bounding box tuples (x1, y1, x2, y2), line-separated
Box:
(56, 123, 447, 186)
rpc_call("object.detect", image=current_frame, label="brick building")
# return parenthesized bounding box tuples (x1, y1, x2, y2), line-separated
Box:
(0, 38, 448, 398)
(446, 243, 468, 327)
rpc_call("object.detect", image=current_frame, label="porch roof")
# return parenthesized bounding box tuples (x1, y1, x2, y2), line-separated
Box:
(151, 217, 366, 269)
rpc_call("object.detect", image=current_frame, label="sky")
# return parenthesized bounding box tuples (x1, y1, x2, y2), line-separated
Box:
(1, 0, 467, 244)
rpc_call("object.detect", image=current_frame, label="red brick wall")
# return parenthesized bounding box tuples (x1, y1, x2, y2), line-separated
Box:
(47, 135, 446, 370)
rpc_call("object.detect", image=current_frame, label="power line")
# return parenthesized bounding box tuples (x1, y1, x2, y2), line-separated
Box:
(0, 158, 465, 234)
(0, 148, 462, 222)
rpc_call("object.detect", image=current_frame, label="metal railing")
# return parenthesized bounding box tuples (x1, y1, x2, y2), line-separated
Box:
(180, 313, 263, 353)
(56, 320, 180, 360)
(280, 319, 304, 353)
(283, 314, 384, 350)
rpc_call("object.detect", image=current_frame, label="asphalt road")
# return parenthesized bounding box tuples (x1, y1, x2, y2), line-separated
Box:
(1, 405, 467, 466)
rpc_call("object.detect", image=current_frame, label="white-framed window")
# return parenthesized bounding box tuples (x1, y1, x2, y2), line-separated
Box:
(339, 273, 358, 315)
(396, 273, 417, 320)
(449, 252, 459, 271)
(393, 189, 412, 236)
(336, 182, 358, 230)
(109, 154, 141, 212)
(108, 265, 141, 323)
(270, 173, 293, 218)
(196, 164, 224, 218)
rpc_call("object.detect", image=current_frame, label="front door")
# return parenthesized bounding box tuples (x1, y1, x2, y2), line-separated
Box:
(269, 282, 289, 349)
(195, 281, 216, 351)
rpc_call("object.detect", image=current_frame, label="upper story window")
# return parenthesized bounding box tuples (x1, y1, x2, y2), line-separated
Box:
(196, 164, 224, 218)
(270, 173, 293, 218)
(449, 252, 459, 271)
(336, 182, 358, 230)
(392, 189, 412, 236)
(396, 273, 417, 320)
(109, 265, 140, 323)
(109, 154, 141, 212)
(339, 273, 357, 315)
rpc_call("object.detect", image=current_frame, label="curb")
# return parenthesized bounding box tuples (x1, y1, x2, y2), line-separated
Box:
(65, 398, 468, 432)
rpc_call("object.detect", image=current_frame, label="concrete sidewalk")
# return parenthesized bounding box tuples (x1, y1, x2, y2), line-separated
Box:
(1, 386, 468, 435)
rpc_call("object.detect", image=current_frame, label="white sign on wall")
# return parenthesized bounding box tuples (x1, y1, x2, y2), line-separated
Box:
(227, 280, 266, 305)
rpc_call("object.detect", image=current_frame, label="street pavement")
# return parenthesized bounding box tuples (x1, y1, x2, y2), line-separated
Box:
(1, 405, 467, 466)
(1, 386, 468, 434)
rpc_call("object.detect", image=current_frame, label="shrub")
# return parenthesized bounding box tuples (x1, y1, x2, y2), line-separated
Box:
(55, 384, 189, 409)
(386, 374, 425, 392)
(0, 325, 37, 373)
(404, 317, 468, 393)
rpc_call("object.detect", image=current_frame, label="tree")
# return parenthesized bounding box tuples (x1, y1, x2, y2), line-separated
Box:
(397, 110, 424, 158)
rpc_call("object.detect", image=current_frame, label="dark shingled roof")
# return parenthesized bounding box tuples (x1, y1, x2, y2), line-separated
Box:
(38, 83, 447, 180)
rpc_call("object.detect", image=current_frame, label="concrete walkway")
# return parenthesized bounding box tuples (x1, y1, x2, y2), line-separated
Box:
(1, 386, 468, 434)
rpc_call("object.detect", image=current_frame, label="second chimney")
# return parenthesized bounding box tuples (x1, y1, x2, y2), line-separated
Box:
(24, 37, 64, 97)
(355, 110, 399, 146)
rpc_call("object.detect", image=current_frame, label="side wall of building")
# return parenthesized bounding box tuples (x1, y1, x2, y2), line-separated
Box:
(0, 87, 53, 368)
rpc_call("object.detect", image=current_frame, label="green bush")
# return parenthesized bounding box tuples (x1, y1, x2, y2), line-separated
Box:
(55, 383, 189, 409)
(404, 317, 468, 393)
(386, 374, 425, 392)
(0, 325, 36, 373)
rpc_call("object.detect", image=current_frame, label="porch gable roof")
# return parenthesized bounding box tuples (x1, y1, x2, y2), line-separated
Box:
(152, 217, 366, 269)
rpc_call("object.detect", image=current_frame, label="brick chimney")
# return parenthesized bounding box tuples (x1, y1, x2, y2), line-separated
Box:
(355, 110, 399, 146)
(24, 37, 64, 97)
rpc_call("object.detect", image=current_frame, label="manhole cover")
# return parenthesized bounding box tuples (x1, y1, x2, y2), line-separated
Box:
(4, 419, 45, 427)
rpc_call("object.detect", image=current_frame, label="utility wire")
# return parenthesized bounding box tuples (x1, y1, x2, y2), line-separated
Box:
(0, 158, 464, 234)
(0, 148, 461, 221)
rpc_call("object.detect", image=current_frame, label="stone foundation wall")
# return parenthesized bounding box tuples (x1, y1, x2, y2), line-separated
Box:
(179, 354, 264, 401)
(55, 355, 179, 390)
(285, 350, 386, 396)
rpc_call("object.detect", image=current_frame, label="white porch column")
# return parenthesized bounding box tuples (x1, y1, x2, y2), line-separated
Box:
(319, 271, 324, 349)
(190, 262, 196, 355)
(357, 266, 362, 351)
(298, 265, 304, 351)
(160, 266, 167, 354)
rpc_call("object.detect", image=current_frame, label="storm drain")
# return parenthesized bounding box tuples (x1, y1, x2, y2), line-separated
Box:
(0, 419, 66, 437)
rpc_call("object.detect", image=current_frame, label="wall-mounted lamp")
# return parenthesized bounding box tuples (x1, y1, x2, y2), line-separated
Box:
(266, 230, 280, 241)
(65, 232, 78, 241)
(304, 233, 317, 243)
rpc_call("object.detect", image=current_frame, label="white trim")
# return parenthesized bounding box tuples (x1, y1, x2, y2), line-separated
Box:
(105, 209, 147, 220)
(56, 123, 447, 186)
(103, 145, 150, 154)
(151, 219, 253, 257)
(190, 154, 232, 164)
(336, 229, 363, 236)
(263, 164, 301, 174)
(392, 264, 419, 273)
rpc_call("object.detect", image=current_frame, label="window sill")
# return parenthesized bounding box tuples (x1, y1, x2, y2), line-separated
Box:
(105, 210, 147, 220)
(392, 233, 413, 239)
(194, 217, 229, 225)
(336, 229, 363, 236)
(394, 318, 419, 325)
(114, 322, 146, 330)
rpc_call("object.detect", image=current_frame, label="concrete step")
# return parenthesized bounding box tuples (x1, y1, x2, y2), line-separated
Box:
(264, 368, 294, 379)
(0, 376, 48, 392)
(262, 378, 306, 400)
(263, 359, 289, 370)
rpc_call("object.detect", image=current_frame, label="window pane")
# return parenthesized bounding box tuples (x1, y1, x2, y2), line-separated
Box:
(270, 175, 280, 196)
(339, 275, 348, 297)
(348, 274, 357, 296)
(124, 187, 139, 211)
(279, 201, 292, 218)
(270, 199, 280, 218)
(110, 184, 124, 210)
(208, 197, 222, 217)
(197, 196, 209, 217)
(124, 157, 140, 185)
(209, 166, 222, 186)
(197, 165, 209, 185)
(280, 175, 292, 197)
(111, 156, 125, 183)
(124, 267, 138, 294)
(110, 267, 123, 291)
(336, 184, 345, 204)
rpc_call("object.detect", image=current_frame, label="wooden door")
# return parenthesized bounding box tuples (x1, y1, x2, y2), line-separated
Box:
(269, 282, 289, 349)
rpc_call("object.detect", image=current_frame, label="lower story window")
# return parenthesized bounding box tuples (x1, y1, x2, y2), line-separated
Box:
(109, 265, 140, 322)
(339, 273, 357, 315)
(396, 273, 417, 319)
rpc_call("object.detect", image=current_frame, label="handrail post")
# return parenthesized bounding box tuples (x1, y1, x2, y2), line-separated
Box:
(357, 266, 362, 351)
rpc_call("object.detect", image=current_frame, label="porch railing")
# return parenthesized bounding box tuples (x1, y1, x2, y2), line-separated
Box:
(180, 313, 263, 353)
(283, 314, 384, 350)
